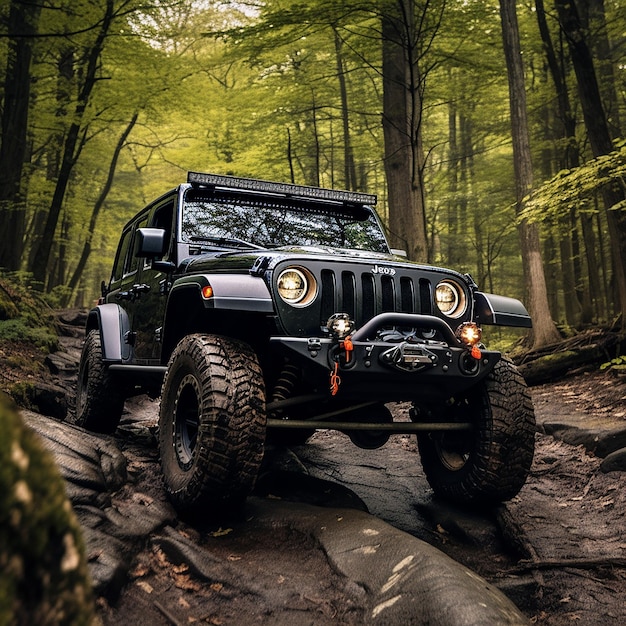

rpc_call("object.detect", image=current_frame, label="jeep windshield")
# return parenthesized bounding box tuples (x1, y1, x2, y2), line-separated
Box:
(181, 188, 389, 253)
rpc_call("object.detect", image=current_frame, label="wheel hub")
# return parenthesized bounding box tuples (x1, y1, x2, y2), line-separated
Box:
(173, 374, 201, 470)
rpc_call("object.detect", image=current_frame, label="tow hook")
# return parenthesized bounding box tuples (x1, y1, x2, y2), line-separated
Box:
(380, 342, 438, 372)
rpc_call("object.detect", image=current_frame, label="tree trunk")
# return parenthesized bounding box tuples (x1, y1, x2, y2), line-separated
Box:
(446, 92, 461, 267)
(381, 0, 428, 262)
(585, 0, 622, 138)
(580, 211, 603, 322)
(334, 28, 356, 191)
(65, 113, 139, 305)
(29, 0, 114, 288)
(555, 0, 626, 325)
(287, 127, 296, 184)
(536, 0, 586, 326)
(308, 92, 321, 187)
(499, 0, 561, 348)
(0, 0, 42, 271)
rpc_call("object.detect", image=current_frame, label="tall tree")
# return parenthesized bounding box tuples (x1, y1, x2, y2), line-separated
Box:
(29, 0, 115, 288)
(0, 0, 42, 271)
(65, 112, 139, 304)
(333, 26, 357, 190)
(554, 0, 626, 325)
(535, 0, 583, 324)
(381, 0, 430, 262)
(499, 0, 560, 348)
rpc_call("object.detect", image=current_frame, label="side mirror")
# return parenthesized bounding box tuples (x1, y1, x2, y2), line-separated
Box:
(135, 228, 166, 259)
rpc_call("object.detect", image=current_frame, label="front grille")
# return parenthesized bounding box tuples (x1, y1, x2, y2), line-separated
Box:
(272, 258, 469, 337)
(319, 268, 433, 329)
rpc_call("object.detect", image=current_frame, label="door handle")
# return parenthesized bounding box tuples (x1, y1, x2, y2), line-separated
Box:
(132, 283, 151, 294)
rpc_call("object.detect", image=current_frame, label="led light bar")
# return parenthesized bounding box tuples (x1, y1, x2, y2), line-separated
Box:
(187, 171, 377, 206)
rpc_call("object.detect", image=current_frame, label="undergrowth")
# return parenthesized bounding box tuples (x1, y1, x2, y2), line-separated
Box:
(0, 273, 58, 352)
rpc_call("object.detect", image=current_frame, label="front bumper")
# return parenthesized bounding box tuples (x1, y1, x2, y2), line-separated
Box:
(270, 312, 500, 402)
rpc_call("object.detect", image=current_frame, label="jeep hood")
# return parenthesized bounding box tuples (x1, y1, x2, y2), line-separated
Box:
(181, 245, 405, 274)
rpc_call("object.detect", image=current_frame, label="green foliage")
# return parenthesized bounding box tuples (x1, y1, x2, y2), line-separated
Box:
(0, 320, 58, 353)
(600, 355, 626, 374)
(0, 274, 58, 352)
(521, 141, 626, 224)
(1, 0, 624, 326)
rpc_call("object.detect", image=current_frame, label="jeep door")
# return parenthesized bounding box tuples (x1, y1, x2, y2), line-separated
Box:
(129, 197, 176, 363)
(106, 213, 150, 362)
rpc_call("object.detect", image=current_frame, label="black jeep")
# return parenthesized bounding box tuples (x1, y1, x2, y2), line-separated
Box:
(76, 172, 535, 514)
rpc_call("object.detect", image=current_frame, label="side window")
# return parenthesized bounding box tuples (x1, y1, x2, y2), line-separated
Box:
(110, 215, 149, 283)
(150, 200, 175, 260)
(111, 228, 133, 283)
(130, 217, 149, 271)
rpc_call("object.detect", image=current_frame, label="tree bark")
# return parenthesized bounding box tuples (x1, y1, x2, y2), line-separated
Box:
(554, 0, 626, 326)
(65, 113, 139, 305)
(0, 0, 42, 271)
(446, 90, 461, 267)
(499, 0, 561, 348)
(29, 0, 115, 289)
(381, 0, 428, 262)
(586, 0, 622, 138)
(334, 28, 356, 191)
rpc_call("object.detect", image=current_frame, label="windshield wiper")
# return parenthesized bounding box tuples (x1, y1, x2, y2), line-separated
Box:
(189, 235, 265, 250)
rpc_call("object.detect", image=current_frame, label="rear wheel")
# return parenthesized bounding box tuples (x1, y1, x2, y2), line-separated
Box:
(158, 334, 266, 515)
(416, 358, 535, 504)
(74, 330, 125, 434)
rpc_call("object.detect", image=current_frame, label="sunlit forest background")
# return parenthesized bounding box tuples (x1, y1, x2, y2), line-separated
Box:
(0, 0, 624, 348)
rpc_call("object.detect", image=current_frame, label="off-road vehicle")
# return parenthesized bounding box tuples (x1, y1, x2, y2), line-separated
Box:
(76, 172, 535, 514)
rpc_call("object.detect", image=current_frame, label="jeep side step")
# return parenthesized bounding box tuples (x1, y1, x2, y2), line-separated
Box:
(108, 364, 168, 376)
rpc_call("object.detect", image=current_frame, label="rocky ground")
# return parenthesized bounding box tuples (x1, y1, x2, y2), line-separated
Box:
(5, 314, 626, 624)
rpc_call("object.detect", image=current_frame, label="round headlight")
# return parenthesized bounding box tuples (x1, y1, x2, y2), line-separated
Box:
(277, 267, 316, 306)
(435, 280, 467, 318)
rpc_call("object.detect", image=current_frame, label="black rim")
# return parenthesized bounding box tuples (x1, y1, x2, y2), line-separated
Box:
(428, 394, 482, 471)
(76, 361, 88, 416)
(173, 374, 201, 470)
(433, 431, 471, 471)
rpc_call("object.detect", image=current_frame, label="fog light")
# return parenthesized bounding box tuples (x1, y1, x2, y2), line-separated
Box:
(327, 313, 355, 338)
(455, 321, 482, 346)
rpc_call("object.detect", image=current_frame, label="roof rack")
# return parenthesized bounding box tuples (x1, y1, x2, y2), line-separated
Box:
(187, 172, 377, 206)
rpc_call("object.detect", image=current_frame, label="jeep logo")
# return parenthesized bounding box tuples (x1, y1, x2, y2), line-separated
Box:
(371, 265, 396, 276)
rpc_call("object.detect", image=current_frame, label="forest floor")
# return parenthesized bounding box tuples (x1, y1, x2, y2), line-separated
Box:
(3, 316, 626, 624)
(87, 366, 626, 626)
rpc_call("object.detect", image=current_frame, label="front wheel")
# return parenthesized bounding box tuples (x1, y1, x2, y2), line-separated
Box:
(74, 330, 125, 434)
(158, 334, 266, 515)
(416, 358, 535, 504)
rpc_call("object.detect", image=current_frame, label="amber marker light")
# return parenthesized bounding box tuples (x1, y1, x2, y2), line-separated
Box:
(201, 285, 214, 299)
(326, 313, 355, 339)
(455, 321, 482, 346)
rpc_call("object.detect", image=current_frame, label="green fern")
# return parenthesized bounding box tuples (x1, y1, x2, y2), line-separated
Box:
(600, 355, 626, 372)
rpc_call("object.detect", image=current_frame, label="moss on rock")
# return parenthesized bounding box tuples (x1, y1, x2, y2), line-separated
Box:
(0, 275, 58, 351)
(0, 393, 97, 625)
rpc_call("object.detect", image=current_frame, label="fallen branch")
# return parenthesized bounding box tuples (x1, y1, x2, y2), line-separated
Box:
(507, 557, 626, 573)
(153, 600, 184, 626)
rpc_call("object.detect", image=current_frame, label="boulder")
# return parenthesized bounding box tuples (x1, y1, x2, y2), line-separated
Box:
(600, 447, 626, 473)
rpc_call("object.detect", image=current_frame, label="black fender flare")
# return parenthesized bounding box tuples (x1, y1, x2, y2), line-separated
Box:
(169, 273, 274, 312)
(85, 303, 131, 362)
(474, 292, 532, 328)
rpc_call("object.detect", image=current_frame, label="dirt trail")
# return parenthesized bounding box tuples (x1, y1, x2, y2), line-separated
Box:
(12, 321, 626, 625)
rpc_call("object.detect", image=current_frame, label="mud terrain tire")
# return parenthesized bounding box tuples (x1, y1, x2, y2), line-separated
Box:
(159, 334, 266, 514)
(74, 330, 125, 434)
(416, 358, 535, 504)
